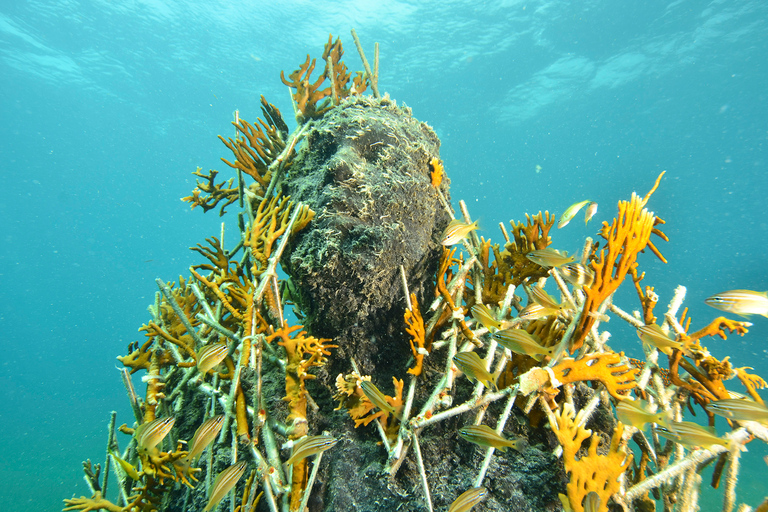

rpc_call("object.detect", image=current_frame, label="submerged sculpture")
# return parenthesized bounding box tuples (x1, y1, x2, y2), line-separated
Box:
(63, 32, 768, 512)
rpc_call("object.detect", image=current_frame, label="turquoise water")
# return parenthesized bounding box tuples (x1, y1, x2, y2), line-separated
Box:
(1, 0, 766, 509)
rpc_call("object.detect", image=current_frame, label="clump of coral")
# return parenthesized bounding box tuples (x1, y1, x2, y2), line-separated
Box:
(64, 33, 768, 512)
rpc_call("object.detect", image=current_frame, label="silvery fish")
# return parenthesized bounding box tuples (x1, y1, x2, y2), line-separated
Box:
(558, 200, 592, 228)
(492, 328, 556, 362)
(448, 487, 488, 512)
(559, 262, 594, 287)
(656, 421, 732, 450)
(203, 460, 248, 512)
(637, 324, 683, 354)
(441, 219, 480, 246)
(706, 398, 768, 423)
(705, 290, 768, 318)
(360, 380, 402, 419)
(458, 424, 525, 452)
(187, 415, 224, 462)
(285, 434, 339, 465)
(584, 202, 598, 226)
(452, 351, 498, 390)
(616, 399, 669, 429)
(197, 343, 229, 374)
(135, 416, 175, 454)
(526, 248, 575, 268)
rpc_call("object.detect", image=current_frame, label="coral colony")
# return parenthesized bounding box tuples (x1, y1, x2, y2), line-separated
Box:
(64, 33, 768, 512)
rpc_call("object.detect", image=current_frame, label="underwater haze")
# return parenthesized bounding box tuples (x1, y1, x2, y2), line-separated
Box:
(1, 0, 767, 510)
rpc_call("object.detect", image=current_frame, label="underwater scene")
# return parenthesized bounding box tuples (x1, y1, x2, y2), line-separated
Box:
(1, 1, 767, 511)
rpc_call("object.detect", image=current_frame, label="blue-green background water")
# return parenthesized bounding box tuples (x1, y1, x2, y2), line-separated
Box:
(1, 0, 766, 509)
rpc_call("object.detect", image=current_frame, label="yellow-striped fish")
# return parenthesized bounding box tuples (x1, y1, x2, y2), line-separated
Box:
(706, 398, 768, 423)
(616, 399, 669, 429)
(518, 303, 560, 321)
(559, 262, 594, 287)
(135, 417, 175, 454)
(441, 219, 480, 246)
(452, 351, 498, 390)
(203, 460, 248, 512)
(471, 304, 503, 332)
(492, 328, 555, 362)
(285, 434, 339, 465)
(656, 421, 732, 450)
(448, 487, 488, 512)
(458, 424, 525, 452)
(187, 415, 224, 462)
(558, 200, 592, 228)
(360, 380, 402, 419)
(529, 285, 561, 310)
(705, 290, 768, 318)
(584, 202, 598, 226)
(525, 248, 575, 268)
(637, 324, 683, 354)
(197, 343, 229, 374)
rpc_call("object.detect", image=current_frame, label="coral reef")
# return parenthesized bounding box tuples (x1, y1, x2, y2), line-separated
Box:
(64, 33, 768, 512)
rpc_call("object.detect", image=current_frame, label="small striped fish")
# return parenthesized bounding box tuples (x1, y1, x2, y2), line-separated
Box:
(203, 460, 248, 512)
(705, 289, 768, 318)
(197, 343, 229, 374)
(187, 415, 224, 462)
(525, 248, 575, 268)
(135, 416, 175, 454)
(637, 324, 683, 354)
(285, 435, 339, 465)
(458, 424, 525, 452)
(448, 487, 487, 512)
(360, 380, 401, 419)
(492, 328, 555, 362)
(452, 351, 497, 390)
(559, 262, 594, 287)
(706, 398, 768, 423)
(441, 219, 479, 246)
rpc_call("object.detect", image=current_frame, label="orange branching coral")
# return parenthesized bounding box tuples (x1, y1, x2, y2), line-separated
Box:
(63, 491, 124, 512)
(435, 247, 476, 344)
(244, 195, 315, 279)
(405, 293, 427, 376)
(495, 212, 555, 288)
(571, 173, 668, 352)
(267, 322, 336, 431)
(267, 322, 335, 511)
(477, 237, 515, 305)
(218, 96, 288, 196)
(182, 168, 239, 216)
(551, 352, 639, 400)
(334, 374, 404, 441)
(551, 403, 632, 512)
(735, 367, 768, 404)
(281, 35, 368, 120)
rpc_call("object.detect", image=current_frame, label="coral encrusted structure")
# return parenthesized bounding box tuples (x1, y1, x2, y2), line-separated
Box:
(278, 94, 451, 378)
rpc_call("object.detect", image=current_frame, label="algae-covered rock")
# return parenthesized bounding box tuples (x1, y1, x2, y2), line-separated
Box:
(279, 95, 451, 378)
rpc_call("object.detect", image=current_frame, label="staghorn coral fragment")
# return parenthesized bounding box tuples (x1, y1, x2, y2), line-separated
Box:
(551, 403, 632, 512)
